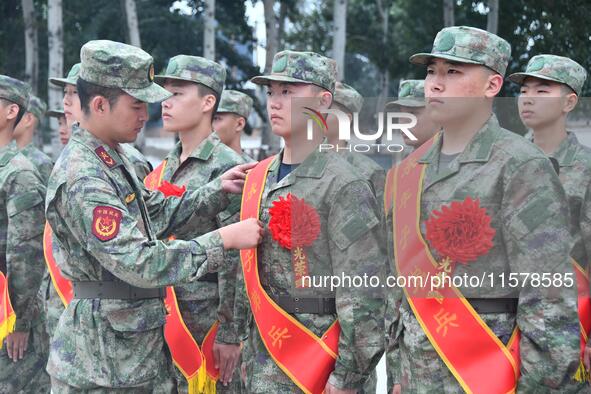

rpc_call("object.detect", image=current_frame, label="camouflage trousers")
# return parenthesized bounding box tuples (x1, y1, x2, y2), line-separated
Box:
(0, 322, 50, 394)
(174, 299, 242, 394)
(50, 376, 175, 393)
(40, 274, 65, 340)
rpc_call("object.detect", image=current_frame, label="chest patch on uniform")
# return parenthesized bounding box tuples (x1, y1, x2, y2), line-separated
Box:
(95, 146, 116, 168)
(92, 206, 122, 241)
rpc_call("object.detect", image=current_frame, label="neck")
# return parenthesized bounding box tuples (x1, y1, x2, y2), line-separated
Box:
(532, 118, 567, 155)
(283, 130, 323, 164)
(326, 135, 347, 149)
(79, 119, 118, 149)
(15, 129, 34, 148)
(179, 119, 212, 162)
(0, 126, 13, 148)
(227, 136, 243, 156)
(440, 107, 492, 155)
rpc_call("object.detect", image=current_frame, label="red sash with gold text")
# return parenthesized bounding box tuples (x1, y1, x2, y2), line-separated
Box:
(391, 138, 520, 393)
(239, 156, 340, 394)
(144, 160, 219, 393)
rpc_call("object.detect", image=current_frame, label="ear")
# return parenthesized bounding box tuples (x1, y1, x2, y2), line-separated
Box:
(91, 96, 111, 116)
(484, 72, 504, 98)
(563, 92, 578, 113)
(235, 116, 246, 132)
(5, 103, 20, 121)
(319, 91, 333, 110)
(202, 94, 217, 114)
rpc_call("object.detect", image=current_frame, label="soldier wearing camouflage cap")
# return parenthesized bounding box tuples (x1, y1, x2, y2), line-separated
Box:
(213, 89, 255, 161)
(154, 54, 248, 393)
(0, 76, 50, 392)
(49, 63, 82, 134)
(386, 79, 439, 150)
(239, 51, 386, 394)
(44, 40, 262, 392)
(386, 27, 579, 393)
(513, 55, 591, 389)
(13, 95, 54, 182)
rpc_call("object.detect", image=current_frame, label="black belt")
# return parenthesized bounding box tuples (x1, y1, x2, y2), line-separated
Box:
(72, 281, 166, 300)
(272, 295, 336, 315)
(467, 298, 517, 314)
(198, 272, 218, 283)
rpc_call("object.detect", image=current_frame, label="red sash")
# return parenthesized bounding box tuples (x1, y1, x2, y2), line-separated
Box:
(239, 156, 340, 394)
(0, 272, 15, 347)
(391, 138, 520, 393)
(573, 260, 591, 382)
(144, 161, 219, 393)
(43, 222, 73, 307)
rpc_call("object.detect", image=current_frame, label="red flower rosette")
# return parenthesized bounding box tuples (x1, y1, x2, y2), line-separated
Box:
(158, 180, 186, 197)
(268, 193, 320, 250)
(425, 197, 495, 264)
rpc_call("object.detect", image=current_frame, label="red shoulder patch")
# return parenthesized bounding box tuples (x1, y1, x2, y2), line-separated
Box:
(95, 146, 116, 168)
(92, 206, 122, 241)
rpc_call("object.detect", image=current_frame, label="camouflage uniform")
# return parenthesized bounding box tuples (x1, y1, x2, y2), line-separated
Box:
(386, 27, 580, 392)
(154, 55, 245, 393)
(244, 51, 386, 392)
(45, 40, 234, 392)
(0, 75, 50, 393)
(20, 95, 54, 183)
(333, 81, 386, 206)
(511, 55, 590, 392)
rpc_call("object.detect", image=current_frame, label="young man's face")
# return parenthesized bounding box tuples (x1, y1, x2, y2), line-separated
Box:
(213, 112, 243, 145)
(424, 59, 499, 125)
(57, 115, 70, 145)
(399, 106, 438, 147)
(266, 81, 329, 138)
(518, 77, 574, 130)
(63, 83, 83, 128)
(161, 80, 208, 133)
(103, 93, 148, 144)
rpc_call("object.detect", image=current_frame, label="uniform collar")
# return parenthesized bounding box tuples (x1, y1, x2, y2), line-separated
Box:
(0, 141, 18, 167)
(549, 132, 579, 168)
(167, 131, 220, 163)
(266, 144, 330, 192)
(72, 125, 124, 170)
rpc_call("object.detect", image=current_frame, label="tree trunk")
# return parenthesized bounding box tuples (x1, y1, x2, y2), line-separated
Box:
(376, 0, 391, 111)
(443, 0, 455, 27)
(22, 0, 39, 94)
(277, 1, 288, 48)
(332, 0, 348, 81)
(48, 0, 64, 158)
(263, 0, 278, 74)
(203, 0, 216, 60)
(121, 0, 141, 47)
(486, 0, 499, 34)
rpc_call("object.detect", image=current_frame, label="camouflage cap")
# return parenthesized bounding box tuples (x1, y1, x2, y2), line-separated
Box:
(217, 90, 253, 118)
(27, 95, 47, 121)
(154, 55, 226, 95)
(47, 108, 65, 118)
(49, 63, 81, 87)
(410, 26, 511, 76)
(508, 55, 587, 95)
(386, 79, 425, 108)
(0, 75, 31, 109)
(333, 82, 364, 113)
(79, 40, 171, 103)
(250, 50, 337, 93)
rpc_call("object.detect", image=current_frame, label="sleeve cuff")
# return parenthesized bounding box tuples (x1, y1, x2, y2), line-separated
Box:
(206, 178, 230, 212)
(14, 318, 31, 332)
(191, 230, 226, 273)
(328, 368, 366, 390)
(215, 322, 243, 344)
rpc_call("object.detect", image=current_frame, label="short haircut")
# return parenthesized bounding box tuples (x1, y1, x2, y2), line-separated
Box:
(0, 98, 26, 128)
(196, 83, 220, 115)
(77, 78, 124, 115)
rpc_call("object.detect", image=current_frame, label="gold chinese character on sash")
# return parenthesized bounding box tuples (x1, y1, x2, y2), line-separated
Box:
(400, 225, 410, 250)
(250, 290, 261, 312)
(434, 308, 459, 337)
(246, 184, 257, 202)
(243, 250, 254, 273)
(269, 326, 292, 349)
(398, 190, 412, 211)
(438, 257, 453, 273)
(402, 159, 418, 177)
(427, 290, 444, 304)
